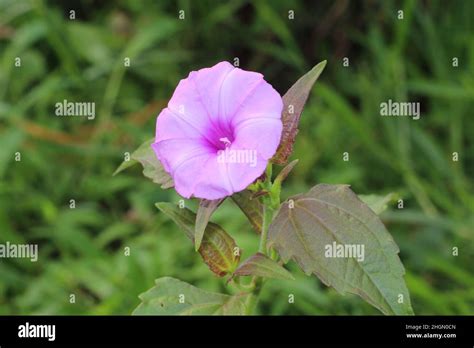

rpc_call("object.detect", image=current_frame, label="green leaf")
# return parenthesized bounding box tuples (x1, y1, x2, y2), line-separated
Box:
(233, 253, 295, 281)
(231, 190, 263, 234)
(268, 184, 413, 315)
(195, 199, 224, 251)
(113, 138, 173, 189)
(272, 60, 326, 165)
(274, 159, 299, 185)
(113, 156, 137, 175)
(156, 203, 240, 277)
(271, 159, 299, 207)
(133, 277, 247, 315)
(359, 193, 396, 215)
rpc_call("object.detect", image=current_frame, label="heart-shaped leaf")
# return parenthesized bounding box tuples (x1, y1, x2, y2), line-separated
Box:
(231, 190, 263, 234)
(268, 184, 413, 315)
(133, 277, 247, 315)
(195, 198, 224, 251)
(232, 253, 295, 281)
(272, 60, 326, 165)
(156, 203, 240, 277)
(114, 138, 173, 189)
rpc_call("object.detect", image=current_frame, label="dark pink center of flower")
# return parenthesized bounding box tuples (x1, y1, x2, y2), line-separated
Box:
(219, 137, 232, 148)
(204, 120, 235, 151)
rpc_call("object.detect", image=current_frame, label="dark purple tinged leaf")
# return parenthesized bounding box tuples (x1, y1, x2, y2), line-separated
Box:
(267, 184, 413, 315)
(272, 60, 327, 165)
(156, 202, 240, 277)
(232, 252, 294, 281)
(231, 190, 264, 234)
(195, 198, 224, 251)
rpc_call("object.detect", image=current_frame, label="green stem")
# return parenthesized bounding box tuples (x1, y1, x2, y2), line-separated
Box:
(245, 164, 275, 314)
(258, 202, 273, 254)
(244, 277, 263, 314)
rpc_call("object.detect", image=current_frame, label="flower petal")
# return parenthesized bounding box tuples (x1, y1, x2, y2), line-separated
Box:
(155, 108, 209, 142)
(193, 61, 235, 122)
(219, 68, 264, 124)
(167, 62, 234, 139)
(233, 117, 283, 160)
(152, 138, 214, 175)
(187, 156, 234, 199)
(226, 154, 268, 193)
(230, 79, 283, 126)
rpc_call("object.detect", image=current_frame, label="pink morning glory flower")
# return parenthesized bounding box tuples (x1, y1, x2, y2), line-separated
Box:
(152, 61, 283, 200)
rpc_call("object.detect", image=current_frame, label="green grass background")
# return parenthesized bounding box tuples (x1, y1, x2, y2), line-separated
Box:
(0, 0, 473, 315)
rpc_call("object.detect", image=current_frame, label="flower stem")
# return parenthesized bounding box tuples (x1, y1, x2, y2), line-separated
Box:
(258, 200, 273, 254)
(245, 164, 275, 314)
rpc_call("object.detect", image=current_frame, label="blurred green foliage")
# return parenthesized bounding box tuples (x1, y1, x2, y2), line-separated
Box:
(0, 0, 473, 315)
